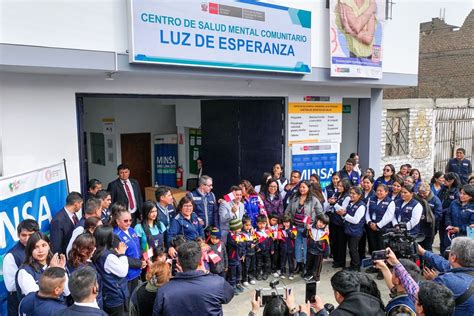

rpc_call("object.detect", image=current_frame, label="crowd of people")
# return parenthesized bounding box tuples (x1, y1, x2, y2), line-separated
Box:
(2, 148, 473, 316)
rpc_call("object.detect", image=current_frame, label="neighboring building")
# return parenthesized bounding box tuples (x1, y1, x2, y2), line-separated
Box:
(382, 10, 474, 177)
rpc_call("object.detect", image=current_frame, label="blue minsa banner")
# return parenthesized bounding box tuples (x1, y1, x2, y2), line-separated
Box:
(154, 135, 178, 187)
(0, 162, 68, 314)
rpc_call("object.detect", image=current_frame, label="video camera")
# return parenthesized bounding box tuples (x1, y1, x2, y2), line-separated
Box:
(255, 280, 287, 306)
(383, 223, 424, 260)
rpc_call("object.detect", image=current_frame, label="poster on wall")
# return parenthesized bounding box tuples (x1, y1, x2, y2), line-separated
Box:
(188, 129, 202, 174)
(288, 102, 342, 145)
(154, 134, 178, 187)
(128, 0, 311, 73)
(291, 143, 340, 188)
(0, 162, 68, 314)
(329, 0, 385, 78)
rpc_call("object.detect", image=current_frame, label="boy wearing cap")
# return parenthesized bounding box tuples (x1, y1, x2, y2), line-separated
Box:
(226, 218, 246, 295)
(208, 228, 228, 277)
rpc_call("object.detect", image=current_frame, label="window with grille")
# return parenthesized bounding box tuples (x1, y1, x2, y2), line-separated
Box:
(385, 109, 409, 156)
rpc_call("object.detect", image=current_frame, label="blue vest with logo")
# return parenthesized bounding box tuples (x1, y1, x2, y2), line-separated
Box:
(328, 193, 348, 226)
(8, 242, 26, 268)
(114, 227, 141, 281)
(368, 196, 393, 228)
(190, 189, 217, 228)
(362, 190, 375, 205)
(385, 294, 416, 315)
(344, 200, 366, 237)
(395, 199, 420, 235)
(15, 264, 44, 297)
(94, 249, 128, 308)
(19, 292, 66, 316)
(325, 184, 337, 200)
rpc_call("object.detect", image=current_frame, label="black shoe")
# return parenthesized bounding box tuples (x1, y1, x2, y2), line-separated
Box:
(376, 271, 384, 280)
(300, 264, 306, 278)
(365, 267, 379, 274)
(332, 263, 344, 269)
(236, 284, 245, 292)
(294, 263, 301, 274)
(256, 274, 262, 281)
(262, 274, 269, 281)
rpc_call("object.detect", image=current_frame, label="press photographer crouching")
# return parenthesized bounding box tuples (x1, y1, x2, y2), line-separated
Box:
(418, 237, 474, 315)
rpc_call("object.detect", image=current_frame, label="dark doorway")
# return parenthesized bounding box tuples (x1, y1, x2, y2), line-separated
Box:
(201, 99, 285, 198)
(121, 133, 152, 196)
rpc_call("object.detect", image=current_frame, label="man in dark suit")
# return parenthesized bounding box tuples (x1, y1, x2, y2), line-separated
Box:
(50, 192, 83, 255)
(54, 266, 107, 316)
(107, 163, 143, 225)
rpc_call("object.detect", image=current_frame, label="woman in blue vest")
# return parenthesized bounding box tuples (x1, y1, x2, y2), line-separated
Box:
(342, 186, 367, 271)
(430, 171, 445, 197)
(366, 184, 395, 254)
(393, 184, 423, 236)
(359, 175, 375, 261)
(323, 172, 341, 201)
(66, 232, 103, 309)
(16, 232, 69, 298)
(111, 203, 145, 301)
(446, 184, 474, 238)
(391, 176, 404, 202)
(96, 189, 112, 224)
(92, 225, 128, 316)
(271, 162, 287, 199)
(438, 172, 460, 253)
(374, 164, 396, 192)
(134, 200, 167, 264)
(324, 179, 351, 269)
(409, 169, 422, 192)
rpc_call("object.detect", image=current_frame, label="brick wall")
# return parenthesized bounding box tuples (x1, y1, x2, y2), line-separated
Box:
(385, 10, 474, 99)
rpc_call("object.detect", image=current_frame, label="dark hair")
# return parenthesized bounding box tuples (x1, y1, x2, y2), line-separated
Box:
(338, 179, 352, 195)
(402, 184, 416, 193)
(170, 235, 187, 249)
(66, 192, 83, 206)
(461, 184, 474, 200)
(282, 215, 292, 224)
(84, 198, 101, 216)
(110, 202, 128, 227)
(468, 176, 474, 184)
(117, 164, 130, 173)
(310, 182, 325, 204)
(262, 296, 289, 316)
(349, 153, 358, 159)
(95, 189, 110, 201)
(330, 270, 360, 297)
(375, 183, 389, 193)
(84, 217, 101, 232)
(382, 164, 396, 180)
(242, 216, 252, 226)
(155, 185, 171, 202)
(39, 267, 66, 295)
(444, 172, 460, 189)
(239, 179, 257, 195)
(456, 148, 466, 154)
(92, 225, 115, 262)
(310, 173, 320, 182)
(393, 176, 404, 187)
(295, 180, 313, 204)
(87, 179, 102, 191)
(265, 178, 281, 198)
(268, 213, 278, 220)
(350, 186, 363, 198)
(259, 172, 272, 193)
(68, 233, 96, 268)
(177, 196, 195, 214)
(23, 232, 53, 272)
(141, 200, 161, 248)
(177, 241, 201, 271)
(257, 214, 267, 224)
(229, 185, 242, 192)
(69, 266, 98, 303)
(398, 259, 421, 282)
(316, 213, 329, 225)
(430, 171, 444, 185)
(357, 272, 381, 301)
(331, 171, 342, 180)
(405, 164, 412, 168)
(345, 158, 356, 166)
(17, 219, 39, 236)
(362, 175, 374, 184)
(418, 281, 455, 316)
(409, 168, 422, 182)
(365, 168, 376, 177)
(290, 170, 301, 177)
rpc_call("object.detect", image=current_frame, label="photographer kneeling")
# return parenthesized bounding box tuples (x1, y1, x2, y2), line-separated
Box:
(418, 237, 474, 315)
(249, 287, 311, 316)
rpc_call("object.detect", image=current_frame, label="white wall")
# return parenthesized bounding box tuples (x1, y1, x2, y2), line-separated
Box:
(0, 0, 419, 74)
(0, 71, 370, 192)
(83, 97, 176, 185)
(340, 98, 359, 166)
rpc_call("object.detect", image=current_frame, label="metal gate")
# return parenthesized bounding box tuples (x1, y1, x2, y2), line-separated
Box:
(434, 106, 474, 172)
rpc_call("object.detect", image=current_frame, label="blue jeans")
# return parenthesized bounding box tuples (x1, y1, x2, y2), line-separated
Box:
(295, 227, 307, 263)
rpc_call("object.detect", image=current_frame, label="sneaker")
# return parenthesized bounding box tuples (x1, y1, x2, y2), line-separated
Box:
(280, 274, 286, 279)
(243, 281, 250, 287)
(256, 274, 262, 281)
(304, 274, 314, 282)
(233, 288, 240, 296)
(288, 274, 295, 280)
(262, 274, 269, 281)
(236, 284, 245, 292)
(272, 272, 280, 278)
(250, 279, 256, 285)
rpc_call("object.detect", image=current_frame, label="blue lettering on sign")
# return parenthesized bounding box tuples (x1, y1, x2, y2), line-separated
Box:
(292, 153, 338, 189)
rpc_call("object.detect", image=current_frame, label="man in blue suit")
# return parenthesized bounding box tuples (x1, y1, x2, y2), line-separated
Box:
(54, 267, 107, 316)
(50, 192, 83, 255)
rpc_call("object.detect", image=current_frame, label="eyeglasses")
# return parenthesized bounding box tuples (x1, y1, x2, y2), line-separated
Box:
(205, 184, 213, 187)
(122, 219, 132, 223)
(384, 169, 392, 172)
(182, 204, 193, 208)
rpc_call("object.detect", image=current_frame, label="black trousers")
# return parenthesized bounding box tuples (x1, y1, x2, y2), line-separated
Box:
(242, 255, 256, 282)
(366, 227, 385, 254)
(280, 248, 295, 274)
(7, 292, 19, 316)
(358, 230, 367, 259)
(271, 247, 280, 272)
(306, 253, 324, 281)
(256, 250, 271, 275)
(419, 235, 434, 252)
(104, 304, 124, 316)
(227, 263, 242, 287)
(329, 223, 347, 267)
(347, 236, 362, 269)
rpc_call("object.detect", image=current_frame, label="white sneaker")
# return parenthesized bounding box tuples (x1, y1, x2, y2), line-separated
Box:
(250, 279, 256, 285)
(272, 272, 280, 278)
(280, 274, 286, 279)
(243, 281, 250, 287)
(289, 275, 295, 280)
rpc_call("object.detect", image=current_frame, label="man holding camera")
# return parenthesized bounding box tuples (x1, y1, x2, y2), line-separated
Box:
(418, 237, 474, 315)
